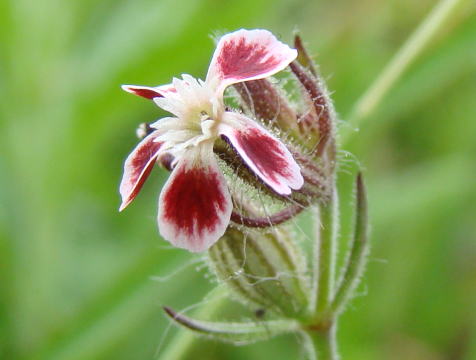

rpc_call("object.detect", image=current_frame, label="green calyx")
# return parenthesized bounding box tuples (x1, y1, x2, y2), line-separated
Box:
(208, 227, 310, 319)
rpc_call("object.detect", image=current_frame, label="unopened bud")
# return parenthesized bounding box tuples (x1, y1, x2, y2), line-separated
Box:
(290, 61, 336, 160)
(234, 79, 299, 133)
(294, 34, 317, 76)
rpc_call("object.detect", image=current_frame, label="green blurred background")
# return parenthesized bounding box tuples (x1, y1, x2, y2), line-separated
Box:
(1, 0, 475, 359)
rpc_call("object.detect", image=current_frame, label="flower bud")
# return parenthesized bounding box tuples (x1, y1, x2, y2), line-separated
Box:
(208, 227, 310, 318)
(233, 79, 299, 133)
(290, 35, 337, 176)
(290, 60, 336, 165)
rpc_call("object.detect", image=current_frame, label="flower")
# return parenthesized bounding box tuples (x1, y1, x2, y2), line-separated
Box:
(119, 29, 304, 252)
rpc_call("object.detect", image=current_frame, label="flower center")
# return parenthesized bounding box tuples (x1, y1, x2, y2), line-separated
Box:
(199, 109, 219, 140)
(154, 75, 225, 153)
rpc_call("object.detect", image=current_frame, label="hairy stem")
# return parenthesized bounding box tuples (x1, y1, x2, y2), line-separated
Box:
(343, 0, 466, 142)
(302, 326, 339, 360)
(314, 189, 338, 316)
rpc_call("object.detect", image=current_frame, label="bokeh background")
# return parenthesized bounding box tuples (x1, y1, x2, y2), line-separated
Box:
(1, 0, 475, 359)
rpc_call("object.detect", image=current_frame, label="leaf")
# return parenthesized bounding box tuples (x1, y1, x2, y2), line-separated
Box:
(330, 172, 370, 315)
(163, 306, 300, 345)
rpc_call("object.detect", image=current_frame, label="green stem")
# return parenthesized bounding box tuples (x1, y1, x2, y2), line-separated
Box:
(343, 0, 466, 142)
(314, 189, 338, 316)
(303, 326, 339, 360)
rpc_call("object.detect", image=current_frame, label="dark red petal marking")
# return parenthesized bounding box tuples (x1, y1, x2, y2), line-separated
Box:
(119, 131, 162, 211)
(162, 167, 226, 233)
(158, 154, 232, 252)
(234, 127, 288, 180)
(216, 37, 278, 80)
(219, 113, 303, 195)
(121, 84, 176, 100)
(207, 29, 297, 92)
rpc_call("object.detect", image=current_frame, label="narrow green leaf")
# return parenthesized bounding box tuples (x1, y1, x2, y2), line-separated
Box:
(163, 306, 300, 345)
(330, 173, 369, 315)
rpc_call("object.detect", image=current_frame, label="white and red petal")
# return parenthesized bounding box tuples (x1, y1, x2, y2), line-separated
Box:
(158, 145, 232, 252)
(121, 84, 176, 100)
(119, 130, 163, 211)
(219, 112, 303, 195)
(206, 29, 297, 93)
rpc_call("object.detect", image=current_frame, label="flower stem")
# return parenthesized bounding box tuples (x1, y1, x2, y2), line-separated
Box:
(303, 325, 339, 360)
(314, 189, 338, 316)
(342, 0, 466, 142)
